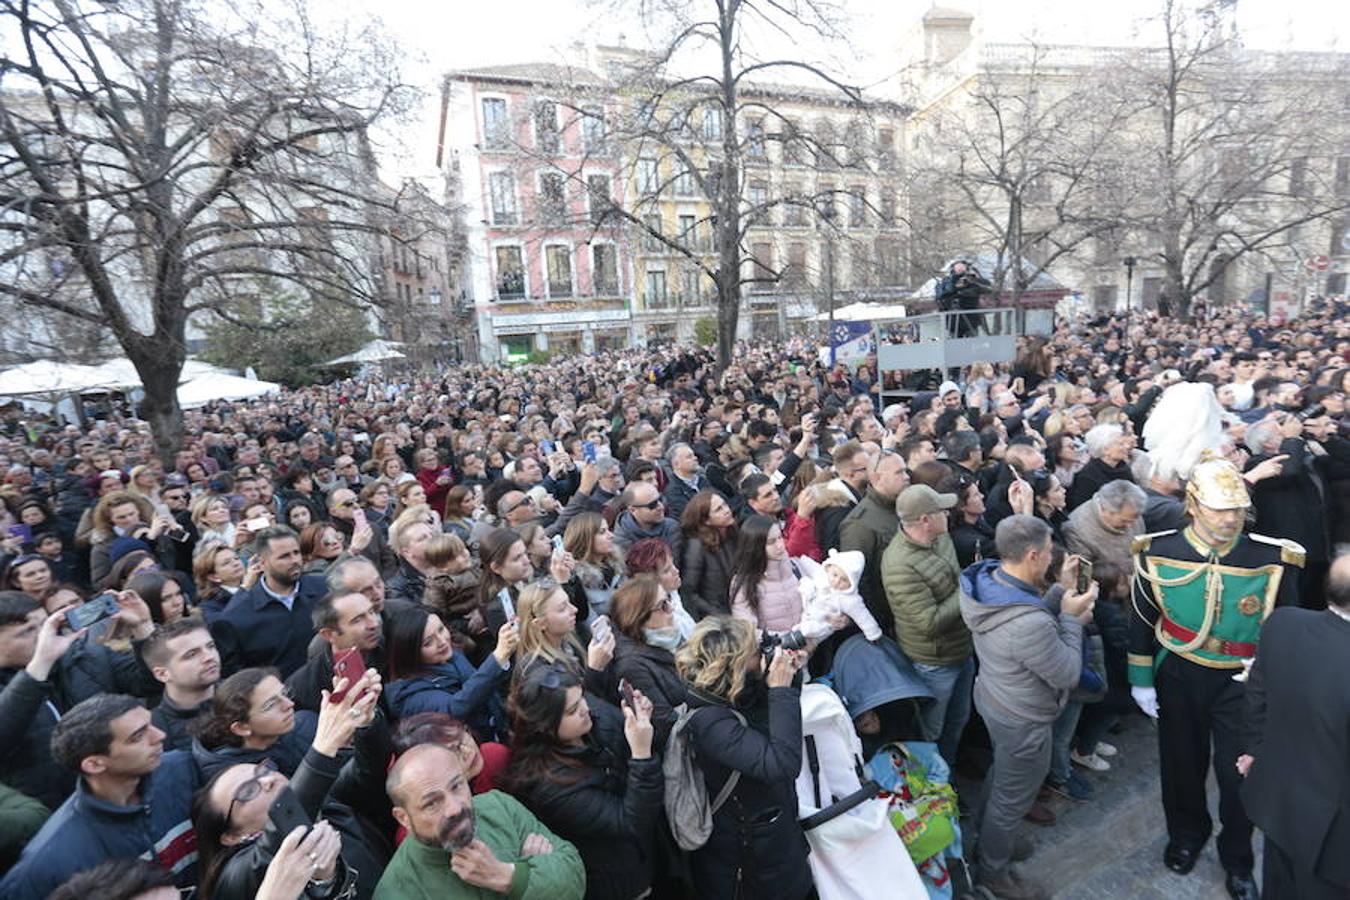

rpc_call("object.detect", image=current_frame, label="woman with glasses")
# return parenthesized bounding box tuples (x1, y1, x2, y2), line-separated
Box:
(609, 574, 687, 746)
(299, 523, 344, 577)
(191, 667, 383, 900)
(560, 512, 625, 634)
(624, 538, 696, 638)
(505, 664, 664, 900)
(514, 579, 615, 698)
(678, 491, 740, 620)
(189, 667, 320, 779)
(383, 602, 519, 742)
(674, 616, 812, 899)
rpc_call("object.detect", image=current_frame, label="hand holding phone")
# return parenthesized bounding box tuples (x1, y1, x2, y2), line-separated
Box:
(329, 647, 368, 705)
(352, 506, 368, 531)
(64, 592, 120, 631)
(1074, 556, 1094, 595)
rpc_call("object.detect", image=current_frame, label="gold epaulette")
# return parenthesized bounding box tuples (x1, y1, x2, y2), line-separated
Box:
(1132, 529, 1177, 554)
(1249, 533, 1306, 568)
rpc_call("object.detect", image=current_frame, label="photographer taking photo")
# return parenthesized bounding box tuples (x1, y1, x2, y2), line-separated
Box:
(674, 616, 812, 900)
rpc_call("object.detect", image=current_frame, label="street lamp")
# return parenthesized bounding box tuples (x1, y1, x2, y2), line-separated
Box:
(818, 197, 837, 359)
(1122, 255, 1137, 344)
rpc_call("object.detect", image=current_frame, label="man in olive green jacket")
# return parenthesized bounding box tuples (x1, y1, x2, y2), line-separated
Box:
(882, 484, 974, 764)
(839, 450, 910, 637)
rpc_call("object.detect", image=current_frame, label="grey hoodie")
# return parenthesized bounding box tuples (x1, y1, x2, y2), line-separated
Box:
(959, 559, 1083, 725)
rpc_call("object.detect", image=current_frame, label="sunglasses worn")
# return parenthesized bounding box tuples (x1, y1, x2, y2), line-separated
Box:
(507, 496, 536, 514)
(633, 498, 664, 510)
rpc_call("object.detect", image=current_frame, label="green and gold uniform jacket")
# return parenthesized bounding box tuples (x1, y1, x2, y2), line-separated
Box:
(1127, 528, 1304, 688)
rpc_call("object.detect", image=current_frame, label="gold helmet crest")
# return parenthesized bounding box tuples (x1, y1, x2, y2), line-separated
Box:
(1185, 457, 1250, 511)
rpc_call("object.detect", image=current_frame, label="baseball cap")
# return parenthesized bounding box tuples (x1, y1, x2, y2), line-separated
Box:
(896, 484, 957, 520)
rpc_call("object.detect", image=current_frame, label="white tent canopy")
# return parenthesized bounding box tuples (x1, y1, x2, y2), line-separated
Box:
(0, 358, 239, 399)
(177, 373, 280, 408)
(811, 302, 908, 323)
(320, 339, 406, 367)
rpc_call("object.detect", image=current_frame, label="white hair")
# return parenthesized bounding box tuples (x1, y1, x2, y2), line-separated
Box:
(1083, 423, 1126, 459)
(1096, 480, 1147, 513)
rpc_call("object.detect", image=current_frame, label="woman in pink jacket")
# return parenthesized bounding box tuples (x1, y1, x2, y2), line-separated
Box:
(730, 515, 806, 634)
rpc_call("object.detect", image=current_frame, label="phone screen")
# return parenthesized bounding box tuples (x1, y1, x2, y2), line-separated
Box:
(352, 507, 368, 531)
(1075, 557, 1093, 594)
(619, 678, 636, 710)
(65, 593, 119, 631)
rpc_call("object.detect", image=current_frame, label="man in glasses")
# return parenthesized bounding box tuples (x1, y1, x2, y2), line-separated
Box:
(327, 487, 395, 577)
(612, 481, 683, 558)
(379, 742, 584, 899)
(0, 694, 198, 900)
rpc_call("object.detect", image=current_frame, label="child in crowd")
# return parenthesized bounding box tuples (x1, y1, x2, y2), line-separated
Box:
(795, 549, 882, 641)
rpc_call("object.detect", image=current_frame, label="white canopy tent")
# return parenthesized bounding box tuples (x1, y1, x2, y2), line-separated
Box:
(177, 373, 280, 408)
(811, 302, 909, 323)
(320, 339, 406, 367)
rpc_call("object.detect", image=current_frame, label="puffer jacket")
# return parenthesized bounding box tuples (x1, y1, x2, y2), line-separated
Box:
(209, 747, 379, 900)
(731, 556, 804, 633)
(612, 632, 686, 746)
(515, 702, 665, 900)
(681, 533, 737, 619)
(881, 530, 971, 667)
(383, 654, 509, 741)
(959, 559, 1082, 725)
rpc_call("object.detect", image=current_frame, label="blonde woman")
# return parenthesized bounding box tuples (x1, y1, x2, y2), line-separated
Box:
(88, 490, 172, 587)
(190, 493, 237, 549)
(674, 616, 811, 898)
(514, 579, 614, 697)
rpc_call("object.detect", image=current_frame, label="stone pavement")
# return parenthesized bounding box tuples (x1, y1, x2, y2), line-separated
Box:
(958, 711, 1259, 899)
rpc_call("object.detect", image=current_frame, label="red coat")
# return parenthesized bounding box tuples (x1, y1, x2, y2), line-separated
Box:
(784, 508, 823, 562)
(416, 466, 451, 515)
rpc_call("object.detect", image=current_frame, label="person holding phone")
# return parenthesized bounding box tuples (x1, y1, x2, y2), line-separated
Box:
(191, 668, 383, 900)
(504, 664, 665, 900)
(674, 616, 812, 900)
(384, 604, 518, 742)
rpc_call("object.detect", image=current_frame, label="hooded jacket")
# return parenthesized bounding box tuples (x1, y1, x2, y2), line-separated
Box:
(958, 560, 1082, 725)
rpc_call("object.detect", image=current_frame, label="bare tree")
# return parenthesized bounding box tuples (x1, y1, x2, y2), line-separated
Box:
(1111, 0, 1350, 315)
(0, 0, 413, 459)
(587, 0, 889, 369)
(916, 43, 1133, 304)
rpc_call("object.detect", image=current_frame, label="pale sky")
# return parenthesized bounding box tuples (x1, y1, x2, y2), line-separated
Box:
(333, 0, 1348, 181)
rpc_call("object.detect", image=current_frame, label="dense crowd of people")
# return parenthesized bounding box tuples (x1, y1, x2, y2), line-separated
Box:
(0, 298, 1347, 900)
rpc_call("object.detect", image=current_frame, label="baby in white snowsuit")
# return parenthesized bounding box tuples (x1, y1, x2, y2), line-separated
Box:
(794, 549, 882, 641)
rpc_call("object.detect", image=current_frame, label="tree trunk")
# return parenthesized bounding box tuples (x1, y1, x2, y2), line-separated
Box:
(130, 351, 186, 466)
(716, 272, 739, 373)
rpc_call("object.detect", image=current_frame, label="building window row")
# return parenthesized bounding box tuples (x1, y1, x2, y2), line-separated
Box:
(491, 243, 620, 301)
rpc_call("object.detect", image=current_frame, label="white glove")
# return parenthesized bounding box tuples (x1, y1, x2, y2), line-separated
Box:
(1131, 686, 1159, 719)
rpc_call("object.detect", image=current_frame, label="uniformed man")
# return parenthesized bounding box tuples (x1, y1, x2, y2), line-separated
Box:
(1127, 457, 1302, 900)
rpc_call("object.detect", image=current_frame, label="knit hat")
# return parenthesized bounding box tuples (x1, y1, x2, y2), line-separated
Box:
(822, 549, 865, 593)
(937, 380, 961, 400)
(108, 535, 152, 566)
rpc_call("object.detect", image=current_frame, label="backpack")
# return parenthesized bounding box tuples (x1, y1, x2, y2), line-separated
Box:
(662, 702, 746, 851)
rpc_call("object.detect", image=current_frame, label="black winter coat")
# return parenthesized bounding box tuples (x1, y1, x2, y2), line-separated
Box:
(1066, 458, 1134, 512)
(208, 747, 379, 900)
(684, 684, 812, 900)
(680, 535, 736, 619)
(515, 704, 664, 900)
(611, 633, 686, 747)
(1247, 438, 1333, 564)
(0, 669, 70, 810)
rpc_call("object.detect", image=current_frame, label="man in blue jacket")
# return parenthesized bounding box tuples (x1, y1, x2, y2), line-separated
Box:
(211, 526, 326, 678)
(0, 694, 199, 900)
